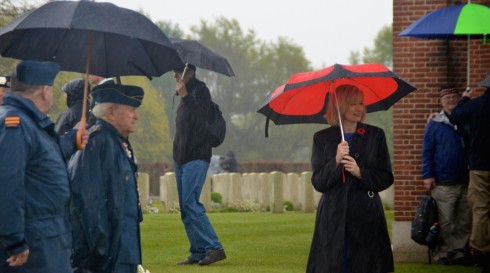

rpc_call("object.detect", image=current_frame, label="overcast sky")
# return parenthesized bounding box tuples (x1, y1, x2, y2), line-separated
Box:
(106, 0, 393, 69)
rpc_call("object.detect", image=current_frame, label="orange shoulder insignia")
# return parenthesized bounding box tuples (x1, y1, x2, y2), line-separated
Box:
(5, 116, 20, 127)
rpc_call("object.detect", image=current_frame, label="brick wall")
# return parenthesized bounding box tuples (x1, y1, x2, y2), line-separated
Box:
(393, 0, 490, 221)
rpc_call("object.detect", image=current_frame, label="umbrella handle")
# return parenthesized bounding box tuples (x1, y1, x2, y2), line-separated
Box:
(181, 63, 189, 81)
(76, 125, 86, 150)
(333, 90, 345, 141)
(77, 31, 92, 150)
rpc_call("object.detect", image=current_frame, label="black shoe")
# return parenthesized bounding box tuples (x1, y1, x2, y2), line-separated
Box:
(198, 249, 226, 265)
(176, 258, 199, 265)
(472, 249, 486, 267)
(452, 255, 474, 266)
(436, 257, 451, 265)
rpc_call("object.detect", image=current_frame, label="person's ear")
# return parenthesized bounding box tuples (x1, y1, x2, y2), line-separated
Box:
(41, 85, 51, 100)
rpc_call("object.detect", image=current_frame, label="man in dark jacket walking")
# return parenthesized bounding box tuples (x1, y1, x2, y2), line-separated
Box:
(55, 78, 88, 136)
(450, 74, 490, 272)
(422, 86, 471, 265)
(68, 84, 144, 273)
(0, 60, 86, 273)
(173, 63, 226, 266)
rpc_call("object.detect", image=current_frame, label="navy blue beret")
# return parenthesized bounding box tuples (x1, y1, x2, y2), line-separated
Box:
(0, 76, 10, 88)
(92, 83, 144, 108)
(14, 60, 61, 86)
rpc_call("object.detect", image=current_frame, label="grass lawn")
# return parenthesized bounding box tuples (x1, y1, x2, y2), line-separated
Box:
(140, 208, 481, 273)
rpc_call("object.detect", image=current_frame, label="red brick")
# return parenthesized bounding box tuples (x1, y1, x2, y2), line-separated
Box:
(393, 0, 490, 221)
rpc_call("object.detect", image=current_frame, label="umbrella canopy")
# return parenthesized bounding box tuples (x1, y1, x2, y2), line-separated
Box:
(169, 37, 235, 77)
(257, 63, 416, 136)
(0, 0, 184, 78)
(399, 3, 490, 40)
(399, 3, 490, 87)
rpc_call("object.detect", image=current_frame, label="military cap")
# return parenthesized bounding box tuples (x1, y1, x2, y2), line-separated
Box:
(92, 83, 144, 107)
(13, 60, 61, 86)
(0, 75, 10, 88)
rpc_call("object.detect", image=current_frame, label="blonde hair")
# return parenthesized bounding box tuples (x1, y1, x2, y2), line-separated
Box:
(324, 85, 366, 126)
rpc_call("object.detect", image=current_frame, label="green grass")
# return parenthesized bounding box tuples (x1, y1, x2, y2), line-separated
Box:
(140, 208, 481, 273)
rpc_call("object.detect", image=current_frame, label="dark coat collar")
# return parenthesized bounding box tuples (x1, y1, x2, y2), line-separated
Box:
(324, 122, 369, 141)
(3, 93, 53, 129)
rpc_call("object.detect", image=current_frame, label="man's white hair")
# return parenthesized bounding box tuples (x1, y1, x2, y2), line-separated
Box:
(92, 102, 116, 118)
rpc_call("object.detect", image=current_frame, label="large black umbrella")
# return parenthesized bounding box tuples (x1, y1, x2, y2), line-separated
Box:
(0, 0, 184, 147)
(0, 1, 183, 77)
(169, 37, 235, 77)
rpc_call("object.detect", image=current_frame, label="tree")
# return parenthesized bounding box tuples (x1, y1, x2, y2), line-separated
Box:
(0, 0, 37, 74)
(348, 25, 392, 68)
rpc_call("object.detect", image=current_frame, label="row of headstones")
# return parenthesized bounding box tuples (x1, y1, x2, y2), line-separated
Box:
(158, 171, 322, 213)
(139, 171, 394, 213)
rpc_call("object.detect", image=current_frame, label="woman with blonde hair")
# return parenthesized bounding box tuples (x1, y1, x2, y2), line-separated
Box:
(306, 84, 394, 273)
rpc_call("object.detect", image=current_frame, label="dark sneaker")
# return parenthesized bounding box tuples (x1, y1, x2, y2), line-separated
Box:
(198, 249, 226, 265)
(176, 258, 199, 265)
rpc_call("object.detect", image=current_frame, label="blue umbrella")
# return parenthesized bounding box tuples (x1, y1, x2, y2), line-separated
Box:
(399, 3, 490, 88)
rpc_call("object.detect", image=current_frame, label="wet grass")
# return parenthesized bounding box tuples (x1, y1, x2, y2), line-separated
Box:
(140, 208, 481, 273)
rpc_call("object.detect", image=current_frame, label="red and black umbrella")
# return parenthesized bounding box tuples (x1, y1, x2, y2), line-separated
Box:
(257, 63, 416, 136)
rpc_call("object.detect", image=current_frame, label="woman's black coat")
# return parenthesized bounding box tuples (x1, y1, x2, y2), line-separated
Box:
(306, 123, 394, 273)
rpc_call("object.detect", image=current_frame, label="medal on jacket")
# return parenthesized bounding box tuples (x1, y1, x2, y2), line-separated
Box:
(121, 141, 132, 158)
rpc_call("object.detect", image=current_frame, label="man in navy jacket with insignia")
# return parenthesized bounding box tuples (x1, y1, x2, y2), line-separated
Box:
(0, 60, 86, 273)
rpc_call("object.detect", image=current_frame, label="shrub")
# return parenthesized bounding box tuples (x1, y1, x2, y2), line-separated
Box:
(283, 200, 294, 211)
(225, 200, 262, 212)
(211, 192, 223, 204)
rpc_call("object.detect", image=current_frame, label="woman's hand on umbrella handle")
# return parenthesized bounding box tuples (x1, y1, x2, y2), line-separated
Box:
(336, 141, 349, 165)
(340, 155, 361, 179)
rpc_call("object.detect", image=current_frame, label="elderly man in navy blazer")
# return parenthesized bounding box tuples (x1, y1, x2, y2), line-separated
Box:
(69, 83, 144, 273)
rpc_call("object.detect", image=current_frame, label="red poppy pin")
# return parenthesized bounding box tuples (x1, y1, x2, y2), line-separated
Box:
(357, 128, 366, 136)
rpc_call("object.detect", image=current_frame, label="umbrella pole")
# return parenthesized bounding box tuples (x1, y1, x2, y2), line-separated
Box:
(467, 35, 471, 91)
(333, 90, 345, 142)
(181, 63, 189, 81)
(77, 31, 93, 150)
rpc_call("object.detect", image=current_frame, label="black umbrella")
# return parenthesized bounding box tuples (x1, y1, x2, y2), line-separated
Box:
(0, 1, 183, 78)
(169, 38, 235, 77)
(0, 1, 184, 148)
